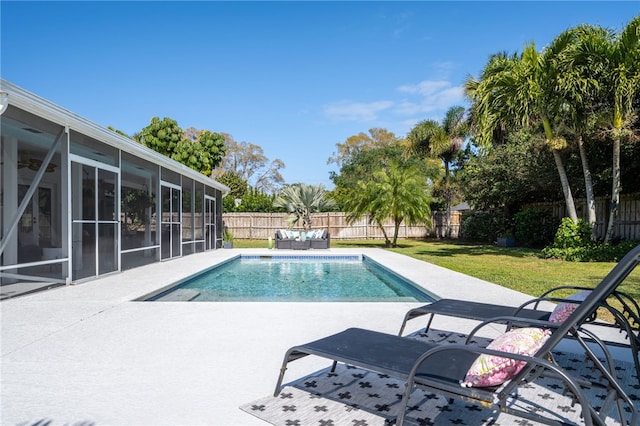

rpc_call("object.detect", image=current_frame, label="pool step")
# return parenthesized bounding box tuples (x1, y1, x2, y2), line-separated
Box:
(159, 289, 200, 301)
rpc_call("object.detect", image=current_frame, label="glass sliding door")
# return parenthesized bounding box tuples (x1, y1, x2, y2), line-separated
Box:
(160, 183, 181, 260)
(17, 185, 53, 263)
(205, 195, 216, 250)
(71, 158, 119, 280)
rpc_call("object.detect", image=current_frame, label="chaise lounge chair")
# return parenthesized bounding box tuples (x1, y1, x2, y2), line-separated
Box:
(274, 245, 640, 425)
(397, 281, 640, 383)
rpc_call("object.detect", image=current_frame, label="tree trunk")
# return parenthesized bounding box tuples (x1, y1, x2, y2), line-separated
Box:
(604, 136, 621, 244)
(377, 222, 391, 247)
(543, 118, 578, 222)
(551, 149, 578, 222)
(392, 218, 401, 247)
(577, 134, 597, 239)
(444, 162, 452, 239)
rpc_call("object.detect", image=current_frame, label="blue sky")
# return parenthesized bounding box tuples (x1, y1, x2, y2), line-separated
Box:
(2, 1, 638, 189)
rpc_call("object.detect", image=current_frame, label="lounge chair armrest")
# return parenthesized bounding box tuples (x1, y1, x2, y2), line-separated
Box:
(515, 297, 557, 312)
(529, 285, 593, 309)
(465, 315, 560, 343)
(538, 285, 593, 299)
(611, 291, 640, 330)
(413, 343, 569, 372)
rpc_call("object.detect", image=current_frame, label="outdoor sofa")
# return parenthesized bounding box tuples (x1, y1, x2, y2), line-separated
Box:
(275, 229, 330, 250)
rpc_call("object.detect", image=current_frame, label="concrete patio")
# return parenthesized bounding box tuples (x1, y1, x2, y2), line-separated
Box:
(0, 248, 633, 425)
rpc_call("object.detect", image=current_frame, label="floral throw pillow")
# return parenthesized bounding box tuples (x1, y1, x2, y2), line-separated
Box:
(461, 327, 551, 388)
(548, 290, 592, 323)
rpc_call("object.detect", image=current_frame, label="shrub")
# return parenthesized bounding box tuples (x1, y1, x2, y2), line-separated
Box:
(541, 240, 639, 262)
(513, 207, 559, 248)
(552, 218, 593, 249)
(541, 217, 639, 261)
(461, 211, 510, 243)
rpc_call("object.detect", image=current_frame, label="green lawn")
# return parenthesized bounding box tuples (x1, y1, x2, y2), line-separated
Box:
(235, 238, 640, 307)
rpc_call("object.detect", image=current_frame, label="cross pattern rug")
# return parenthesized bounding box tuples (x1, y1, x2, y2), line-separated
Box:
(241, 329, 640, 425)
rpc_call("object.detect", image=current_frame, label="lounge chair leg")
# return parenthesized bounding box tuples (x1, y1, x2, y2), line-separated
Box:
(398, 314, 410, 335)
(274, 363, 288, 397)
(424, 314, 435, 334)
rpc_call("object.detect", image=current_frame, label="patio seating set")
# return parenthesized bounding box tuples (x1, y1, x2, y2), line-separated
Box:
(274, 229, 330, 250)
(273, 244, 640, 425)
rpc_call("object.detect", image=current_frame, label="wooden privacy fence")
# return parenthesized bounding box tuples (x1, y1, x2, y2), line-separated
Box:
(222, 211, 462, 240)
(223, 193, 640, 242)
(524, 194, 640, 241)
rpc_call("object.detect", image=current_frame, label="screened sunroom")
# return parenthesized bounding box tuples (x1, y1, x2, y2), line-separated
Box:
(0, 80, 229, 299)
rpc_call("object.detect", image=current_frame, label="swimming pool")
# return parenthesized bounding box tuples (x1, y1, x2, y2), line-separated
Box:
(143, 255, 435, 302)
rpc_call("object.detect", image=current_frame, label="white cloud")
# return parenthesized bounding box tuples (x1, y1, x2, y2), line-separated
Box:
(323, 100, 394, 122)
(432, 61, 457, 76)
(321, 79, 466, 131)
(397, 80, 451, 96)
(395, 81, 465, 115)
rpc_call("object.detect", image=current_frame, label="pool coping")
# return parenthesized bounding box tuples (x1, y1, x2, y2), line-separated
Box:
(1, 248, 634, 425)
(137, 252, 439, 303)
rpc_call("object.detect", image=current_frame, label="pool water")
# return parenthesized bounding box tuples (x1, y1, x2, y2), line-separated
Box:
(146, 256, 434, 302)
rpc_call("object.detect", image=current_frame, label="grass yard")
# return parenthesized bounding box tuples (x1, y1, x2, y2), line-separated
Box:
(235, 238, 640, 315)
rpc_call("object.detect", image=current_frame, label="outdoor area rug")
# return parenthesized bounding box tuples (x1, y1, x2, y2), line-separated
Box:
(240, 329, 640, 425)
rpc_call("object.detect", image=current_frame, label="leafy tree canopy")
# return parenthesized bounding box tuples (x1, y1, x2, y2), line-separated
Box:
(214, 134, 285, 193)
(135, 117, 226, 176)
(330, 139, 438, 247)
(136, 117, 183, 157)
(342, 156, 434, 247)
(107, 126, 133, 139)
(460, 130, 561, 214)
(217, 171, 248, 201)
(273, 184, 337, 229)
(233, 188, 278, 213)
(331, 142, 440, 211)
(328, 128, 401, 168)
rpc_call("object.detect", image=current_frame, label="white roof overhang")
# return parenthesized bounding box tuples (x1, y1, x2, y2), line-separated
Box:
(0, 79, 229, 196)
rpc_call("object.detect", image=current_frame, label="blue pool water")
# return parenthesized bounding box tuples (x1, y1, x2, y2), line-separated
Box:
(146, 255, 435, 302)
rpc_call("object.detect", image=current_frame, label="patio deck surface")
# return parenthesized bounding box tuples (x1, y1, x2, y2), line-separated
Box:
(0, 248, 633, 425)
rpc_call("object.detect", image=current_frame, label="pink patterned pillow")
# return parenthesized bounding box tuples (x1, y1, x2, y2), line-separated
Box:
(461, 327, 551, 388)
(548, 290, 591, 323)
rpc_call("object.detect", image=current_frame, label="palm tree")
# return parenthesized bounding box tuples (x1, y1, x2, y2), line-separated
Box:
(343, 161, 432, 247)
(273, 183, 336, 230)
(601, 17, 640, 243)
(464, 51, 518, 149)
(406, 105, 468, 238)
(555, 24, 611, 239)
(466, 38, 580, 222)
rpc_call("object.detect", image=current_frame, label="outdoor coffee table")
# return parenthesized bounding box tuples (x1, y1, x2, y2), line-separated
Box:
(291, 240, 310, 250)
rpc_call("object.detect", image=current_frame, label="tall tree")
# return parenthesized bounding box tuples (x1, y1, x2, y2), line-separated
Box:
(460, 130, 559, 212)
(136, 118, 226, 176)
(559, 24, 613, 239)
(464, 51, 518, 149)
(332, 142, 438, 247)
(406, 105, 468, 237)
(328, 128, 400, 168)
(172, 130, 226, 176)
(342, 159, 432, 247)
(601, 17, 640, 243)
(136, 117, 183, 157)
(215, 135, 285, 193)
(273, 184, 337, 229)
(216, 171, 248, 211)
(466, 37, 581, 223)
